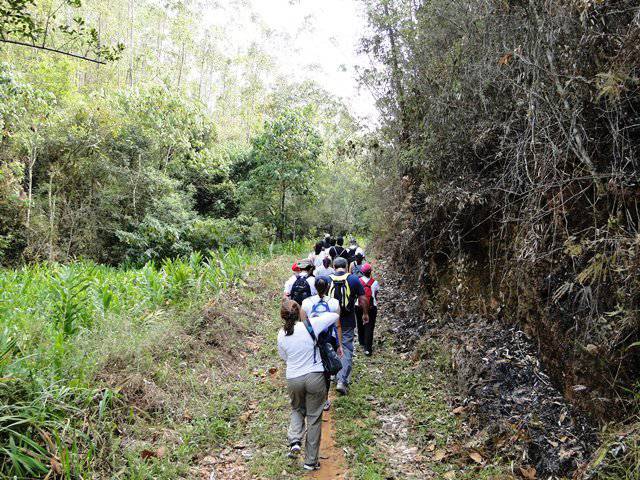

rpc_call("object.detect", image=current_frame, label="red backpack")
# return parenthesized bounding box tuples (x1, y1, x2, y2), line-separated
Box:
(360, 277, 375, 302)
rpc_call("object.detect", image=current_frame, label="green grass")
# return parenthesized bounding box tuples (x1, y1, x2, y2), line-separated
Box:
(0, 243, 308, 478)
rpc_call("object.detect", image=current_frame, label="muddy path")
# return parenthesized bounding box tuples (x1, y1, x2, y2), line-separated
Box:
(312, 394, 347, 480)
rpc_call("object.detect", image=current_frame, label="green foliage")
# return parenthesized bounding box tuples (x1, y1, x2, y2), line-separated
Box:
(239, 107, 323, 240)
(0, 0, 124, 62)
(50, 266, 93, 337)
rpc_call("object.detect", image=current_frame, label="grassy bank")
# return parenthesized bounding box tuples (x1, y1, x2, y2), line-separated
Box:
(0, 242, 306, 478)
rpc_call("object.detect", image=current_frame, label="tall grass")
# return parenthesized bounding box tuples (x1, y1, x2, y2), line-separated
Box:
(0, 241, 308, 477)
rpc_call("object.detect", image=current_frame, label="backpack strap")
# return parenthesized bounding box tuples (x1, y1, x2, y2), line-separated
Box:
(302, 317, 319, 364)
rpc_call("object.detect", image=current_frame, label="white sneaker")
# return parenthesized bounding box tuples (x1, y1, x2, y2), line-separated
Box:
(323, 400, 331, 411)
(302, 462, 320, 471)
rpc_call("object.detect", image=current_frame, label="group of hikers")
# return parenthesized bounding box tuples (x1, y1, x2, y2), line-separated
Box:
(277, 235, 380, 471)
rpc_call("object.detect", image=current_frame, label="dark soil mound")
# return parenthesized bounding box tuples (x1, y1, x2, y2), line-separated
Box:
(379, 258, 597, 478)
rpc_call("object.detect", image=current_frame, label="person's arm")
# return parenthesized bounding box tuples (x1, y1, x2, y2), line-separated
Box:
(358, 294, 370, 324)
(311, 312, 339, 335)
(308, 277, 317, 295)
(277, 337, 287, 362)
(283, 277, 292, 299)
(300, 306, 308, 322)
(336, 315, 343, 357)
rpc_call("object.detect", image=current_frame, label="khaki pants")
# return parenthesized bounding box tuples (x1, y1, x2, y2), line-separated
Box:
(287, 372, 327, 465)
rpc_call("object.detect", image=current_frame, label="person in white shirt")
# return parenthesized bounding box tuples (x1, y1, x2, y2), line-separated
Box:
(356, 263, 380, 356)
(277, 299, 339, 471)
(314, 256, 335, 277)
(308, 242, 326, 268)
(300, 276, 342, 411)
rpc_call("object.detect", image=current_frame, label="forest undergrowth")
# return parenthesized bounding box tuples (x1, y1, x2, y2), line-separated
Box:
(0, 242, 306, 478)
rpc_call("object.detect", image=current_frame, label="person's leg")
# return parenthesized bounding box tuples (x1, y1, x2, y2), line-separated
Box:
(337, 327, 355, 387)
(365, 306, 378, 353)
(303, 372, 327, 466)
(287, 376, 306, 446)
(355, 306, 364, 346)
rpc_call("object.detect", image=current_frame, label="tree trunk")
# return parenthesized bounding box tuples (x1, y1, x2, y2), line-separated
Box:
(127, 0, 135, 87)
(383, 1, 408, 143)
(26, 137, 37, 229)
(48, 170, 56, 261)
(177, 41, 185, 88)
(279, 181, 286, 241)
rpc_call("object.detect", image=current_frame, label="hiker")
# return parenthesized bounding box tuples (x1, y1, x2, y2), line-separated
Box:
(309, 242, 326, 268)
(349, 252, 365, 277)
(277, 299, 340, 471)
(300, 276, 342, 411)
(284, 260, 317, 305)
(356, 263, 380, 356)
(329, 236, 348, 261)
(329, 257, 368, 395)
(314, 256, 335, 278)
(322, 234, 331, 250)
(346, 238, 358, 264)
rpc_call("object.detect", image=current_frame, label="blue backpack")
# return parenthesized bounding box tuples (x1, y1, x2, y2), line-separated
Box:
(309, 299, 337, 341)
(310, 299, 331, 317)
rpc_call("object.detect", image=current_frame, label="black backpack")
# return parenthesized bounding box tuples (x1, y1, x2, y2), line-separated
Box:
(290, 275, 311, 305)
(331, 246, 347, 260)
(329, 273, 354, 313)
(303, 317, 342, 375)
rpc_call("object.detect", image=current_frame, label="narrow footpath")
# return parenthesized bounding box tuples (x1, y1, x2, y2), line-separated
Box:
(311, 394, 347, 480)
(195, 254, 549, 479)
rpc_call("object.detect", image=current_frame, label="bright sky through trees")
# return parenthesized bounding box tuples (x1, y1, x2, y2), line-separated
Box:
(204, 0, 378, 124)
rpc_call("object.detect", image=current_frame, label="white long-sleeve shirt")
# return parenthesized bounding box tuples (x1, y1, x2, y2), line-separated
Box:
(277, 312, 339, 379)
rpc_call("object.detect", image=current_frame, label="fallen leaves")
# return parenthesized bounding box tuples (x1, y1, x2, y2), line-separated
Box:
(498, 52, 513, 65)
(140, 446, 166, 460)
(433, 449, 447, 461)
(519, 465, 537, 479)
(468, 451, 483, 464)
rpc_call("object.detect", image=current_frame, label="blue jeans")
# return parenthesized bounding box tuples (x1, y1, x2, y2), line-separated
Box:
(337, 327, 355, 385)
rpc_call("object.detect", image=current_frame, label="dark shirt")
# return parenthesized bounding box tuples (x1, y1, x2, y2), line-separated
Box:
(339, 272, 365, 329)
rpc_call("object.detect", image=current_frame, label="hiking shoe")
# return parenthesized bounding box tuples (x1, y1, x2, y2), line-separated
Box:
(323, 399, 331, 411)
(336, 382, 348, 395)
(302, 462, 320, 471)
(288, 442, 301, 458)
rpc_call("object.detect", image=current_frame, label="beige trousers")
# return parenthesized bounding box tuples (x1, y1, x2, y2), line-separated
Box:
(286, 371, 327, 465)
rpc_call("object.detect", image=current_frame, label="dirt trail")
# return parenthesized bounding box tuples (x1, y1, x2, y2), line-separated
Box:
(312, 394, 347, 480)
